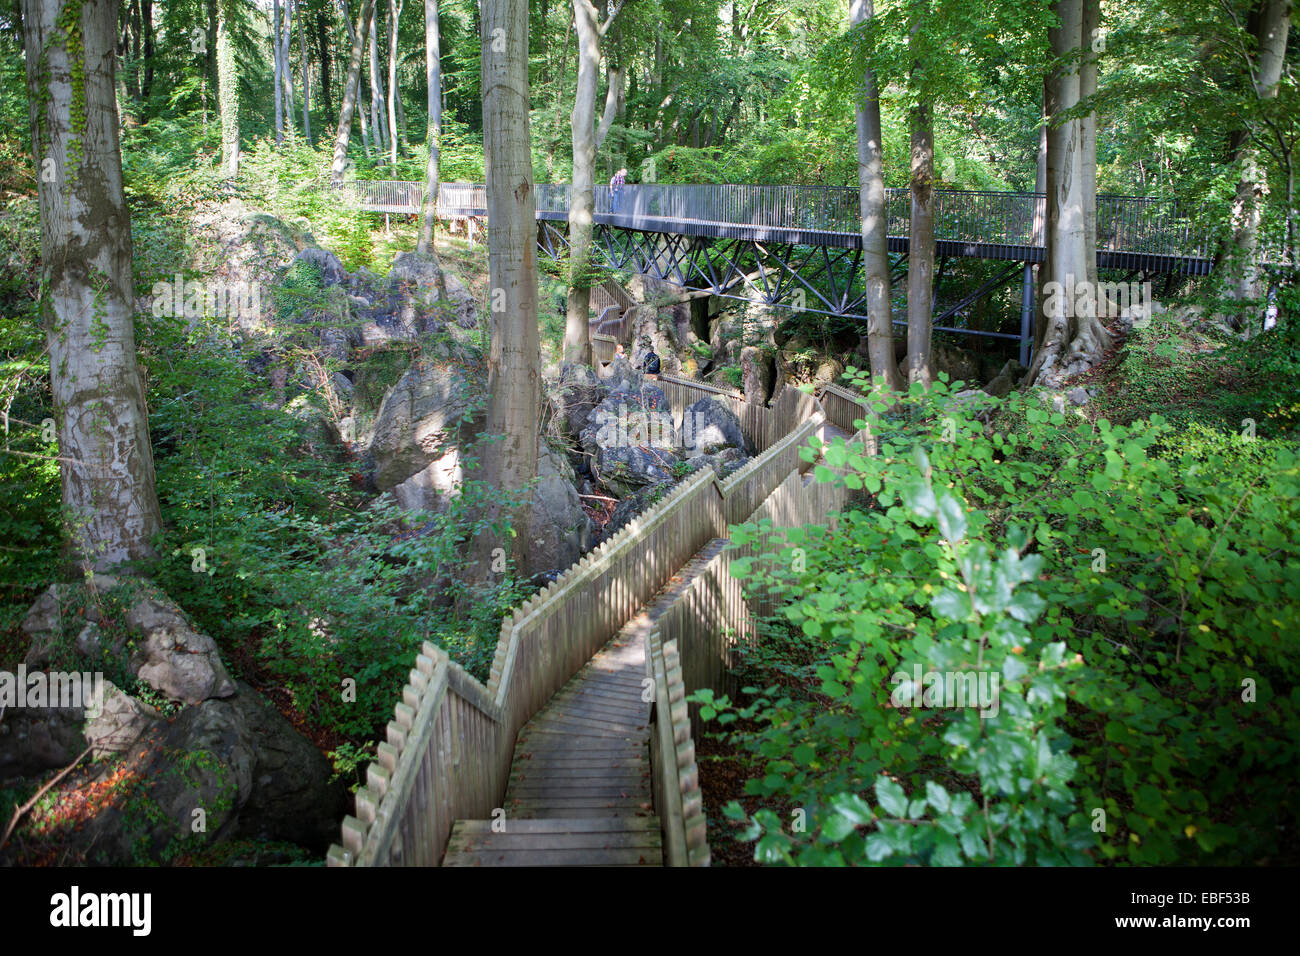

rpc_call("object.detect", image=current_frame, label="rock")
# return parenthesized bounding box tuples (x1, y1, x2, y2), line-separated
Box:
(84, 681, 346, 862)
(681, 396, 751, 457)
(229, 682, 348, 848)
(369, 358, 485, 490)
(390, 446, 463, 515)
(125, 597, 237, 704)
(84, 680, 161, 758)
(984, 359, 1027, 398)
(1066, 386, 1090, 406)
(625, 305, 684, 376)
(552, 362, 606, 440)
(740, 346, 773, 406)
(438, 268, 479, 330)
(526, 441, 596, 576)
(933, 346, 980, 388)
(579, 383, 680, 498)
(602, 481, 676, 539)
(603, 353, 643, 391)
(294, 246, 348, 286)
(0, 704, 86, 783)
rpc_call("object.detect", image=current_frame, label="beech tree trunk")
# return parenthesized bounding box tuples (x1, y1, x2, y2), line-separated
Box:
(1081, 0, 1099, 298)
(480, 0, 540, 569)
(387, 0, 402, 164)
(1025, 0, 1111, 386)
(563, 0, 623, 366)
(1226, 0, 1291, 302)
(274, 0, 284, 145)
(22, 0, 163, 571)
(907, 101, 934, 386)
(217, 0, 239, 176)
(298, 0, 311, 142)
(368, 1, 386, 156)
(418, 0, 442, 253)
(331, 0, 373, 182)
(850, 0, 903, 391)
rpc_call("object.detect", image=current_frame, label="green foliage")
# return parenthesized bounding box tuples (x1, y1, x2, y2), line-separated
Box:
(708, 375, 1300, 866)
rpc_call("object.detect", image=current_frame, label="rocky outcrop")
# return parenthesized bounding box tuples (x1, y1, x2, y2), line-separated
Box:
(579, 380, 682, 497)
(527, 442, 596, 575)
(22, 578, 235, 706)
(369, 358, 485, 490)
(681, 396, 751, 457)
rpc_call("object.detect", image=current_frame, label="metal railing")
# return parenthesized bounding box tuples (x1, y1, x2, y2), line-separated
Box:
(332, 180, 1256, 262)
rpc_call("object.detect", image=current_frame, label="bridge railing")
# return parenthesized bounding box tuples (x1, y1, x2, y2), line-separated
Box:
(333, 180, 1277, 264)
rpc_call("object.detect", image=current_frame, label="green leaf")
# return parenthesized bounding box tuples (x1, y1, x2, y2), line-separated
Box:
(875, 776, 909, 817)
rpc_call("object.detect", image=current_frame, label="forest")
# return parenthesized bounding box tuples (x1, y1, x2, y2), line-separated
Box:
(0, 0, 1295, 876)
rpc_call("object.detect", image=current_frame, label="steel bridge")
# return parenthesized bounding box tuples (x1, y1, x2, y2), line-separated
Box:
(335, 180, 1272, 364)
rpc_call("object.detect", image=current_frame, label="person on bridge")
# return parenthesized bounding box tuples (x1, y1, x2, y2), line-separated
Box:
(610, 168, 627, 214)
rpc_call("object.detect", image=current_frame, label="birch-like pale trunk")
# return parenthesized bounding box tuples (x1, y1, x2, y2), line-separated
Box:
(274, 0, 284, 146)
(387, 0, 402, 164)
(1227, 0, 1291, 302)
(368, 0, 386, 156)
(298, 0, 311, 142)
(1081, 0, 1099, 297)
(907, 101, 934, 386)
(217, 0, 240, 176)
(563, 0, 623, 366)
(850, 0, 903, 391)
(331, 0, 374, 183)
(22, 0, 162, 571)
(480, 0, 540, 568)
(418, 0, 442, 253)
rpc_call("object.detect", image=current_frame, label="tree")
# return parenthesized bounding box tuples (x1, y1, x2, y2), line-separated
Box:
(387, 0, 403, 164)
(1225, 0, 1292, 302)
(907, 95, 934, 386)
(480, 0, 540, 567)
(418, 0, 442, 254)
(298, 0, 312, 142)
(331, 0, 373, 183)
(1024, 0, 1111, 387)
(217, 0, 239, 176)
(274, 0, 284, 145)
(367, 0, 386, 155)
(850, 0, 903, 392)
(562, 0, 625, 366)
(22, 0, 163, 570)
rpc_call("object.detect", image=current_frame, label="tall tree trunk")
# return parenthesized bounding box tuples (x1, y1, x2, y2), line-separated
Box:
(1226, 0, 1292, 302)
(418, 0, 442, 254)
(368, 0, 386, 156)
(217, 0, 239, 176)
(387, 0, 402, 164)
(331, 0, 374, 182)
(22, 0, 162, 571)
(480, 0, 540, 570)
(298, 0, 312, 142)
(281, 1, 296, 142)
(274, 0, 285, 145)
(141, 0, 152, 103)
(1081, 0, 1099, 300)
(563, 0, 622, 366)
(850, 0, 903, 391)
(1025, 0, 1110, 386)
(907, 101, 934, 386)
(316, 9, 333, 125)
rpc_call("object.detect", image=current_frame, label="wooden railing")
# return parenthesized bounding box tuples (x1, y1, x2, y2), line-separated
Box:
(327, 373, 875, 866)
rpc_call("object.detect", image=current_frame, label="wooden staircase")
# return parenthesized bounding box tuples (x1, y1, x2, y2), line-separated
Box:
(441, 540, 731, 867)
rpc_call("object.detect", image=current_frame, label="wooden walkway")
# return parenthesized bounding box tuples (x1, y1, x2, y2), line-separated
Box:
(442, 540, 731, 866)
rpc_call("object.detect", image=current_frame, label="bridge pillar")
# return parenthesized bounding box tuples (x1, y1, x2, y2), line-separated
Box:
(1019, 263, 1035, 367)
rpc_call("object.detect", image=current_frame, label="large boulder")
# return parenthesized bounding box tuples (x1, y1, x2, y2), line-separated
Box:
(552, 362, 606, 440)
(21, 578, 234, 707)
(526, 442, 596, 576)
(294, 246, 349, 286)
(369, 358, 486, 490)
(125, 597, 237, 705)
(680, 396, 751, 457)
(579, 382, 681, 496)
(0, 703, 86, 783)
(82, 681, 347, 863)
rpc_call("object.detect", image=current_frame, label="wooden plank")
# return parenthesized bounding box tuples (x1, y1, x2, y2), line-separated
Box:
(446, 832, 662, 852)
(452, 817, 660, 834)
(443, 846, 661, 866)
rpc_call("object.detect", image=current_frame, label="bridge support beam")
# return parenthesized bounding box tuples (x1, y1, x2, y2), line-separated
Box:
(1020, 263, 1035, 367)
